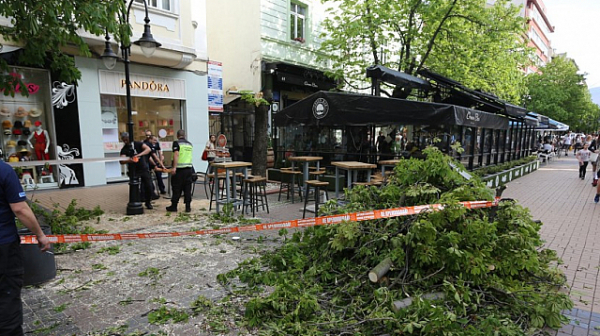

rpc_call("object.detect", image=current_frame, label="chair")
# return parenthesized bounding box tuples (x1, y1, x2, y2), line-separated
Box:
(242, 176, 269, 217)
(303, 180, 329, 219)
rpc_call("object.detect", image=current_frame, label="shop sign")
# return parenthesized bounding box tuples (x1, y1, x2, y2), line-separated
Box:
(207, 60, 223, 112)
(120, 80, 170, 92)
(312, 98, 329, 119)
(99, 71, 185, 99)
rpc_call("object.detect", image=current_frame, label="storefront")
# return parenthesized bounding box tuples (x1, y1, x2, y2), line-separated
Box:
(74, 57, 208, 187)
(98, 70, 186, 181)
(0, 67, 62, 189)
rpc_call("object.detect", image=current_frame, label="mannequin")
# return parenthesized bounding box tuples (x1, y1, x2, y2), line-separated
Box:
(27, 121, 50, 161)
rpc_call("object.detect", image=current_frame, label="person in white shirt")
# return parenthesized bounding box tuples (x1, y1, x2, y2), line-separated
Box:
(577, 143, 591, 180)
(563, 132, 572, 156)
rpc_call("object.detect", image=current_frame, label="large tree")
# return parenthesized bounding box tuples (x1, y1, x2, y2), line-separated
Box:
(0, 0, 127, 95)
(525, 55, 600, 132)
(320, 0, 530, 102)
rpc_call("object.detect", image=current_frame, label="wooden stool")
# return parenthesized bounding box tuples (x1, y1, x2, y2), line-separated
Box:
(303, 180, 329, 219)
(279, 170, 303, 203)
(309, 170, 326, 180)
(243, 176, 269, 217)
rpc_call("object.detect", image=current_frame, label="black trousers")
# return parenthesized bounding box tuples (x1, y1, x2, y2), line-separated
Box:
(171, 167, 192, 206)
(136, 170, 153, 203)
(580, 161, 589, 178)
(155, 170, 166, 193)
(0, 240, 24, 336)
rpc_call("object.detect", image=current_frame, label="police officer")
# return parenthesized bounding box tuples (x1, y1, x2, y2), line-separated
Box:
(0, 160, 51, 335)
(167, 129, 194, 213)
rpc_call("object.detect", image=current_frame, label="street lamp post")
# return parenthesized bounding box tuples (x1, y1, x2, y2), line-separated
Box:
(101, 0, 161, 215)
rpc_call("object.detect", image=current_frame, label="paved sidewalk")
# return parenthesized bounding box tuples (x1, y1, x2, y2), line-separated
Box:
(19, 155, 600, 335)
(503, 154, 600, 336)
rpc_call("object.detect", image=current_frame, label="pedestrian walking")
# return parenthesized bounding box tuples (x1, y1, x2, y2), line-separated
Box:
(167, 129, 194, 213)
(0, 160, 51, 335)
(576, 143, 591, 180)
(563, 132, 572, 156)
(590, 135, 599, 186)
(119, 132, 154, 209)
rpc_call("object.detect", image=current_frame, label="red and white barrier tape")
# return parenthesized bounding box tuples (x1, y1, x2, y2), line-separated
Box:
(20, 199, 499, 245)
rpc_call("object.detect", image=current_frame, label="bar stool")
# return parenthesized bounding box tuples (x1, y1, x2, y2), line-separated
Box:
(279, 170, 303, 203)
(208, 172, 231, 211)
(243, 176, 269, 217)
(303, 180, 329, 219)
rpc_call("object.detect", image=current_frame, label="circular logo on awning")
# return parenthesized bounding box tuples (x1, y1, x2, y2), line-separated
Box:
(312, 98, 329, 119)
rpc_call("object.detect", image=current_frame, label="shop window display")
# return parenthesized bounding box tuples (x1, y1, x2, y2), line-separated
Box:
(100, 95, 181, 180)
(0, 68, 57, 188)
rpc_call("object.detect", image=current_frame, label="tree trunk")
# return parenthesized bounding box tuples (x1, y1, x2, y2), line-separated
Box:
(368, 257, 392, 283)
(252, 104, 268, 177)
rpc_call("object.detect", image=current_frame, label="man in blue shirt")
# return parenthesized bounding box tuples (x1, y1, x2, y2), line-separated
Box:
(0, 161, 50, 335)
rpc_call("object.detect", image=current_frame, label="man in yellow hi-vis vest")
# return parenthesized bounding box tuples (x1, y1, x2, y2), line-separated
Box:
(167, 129, 194, 213)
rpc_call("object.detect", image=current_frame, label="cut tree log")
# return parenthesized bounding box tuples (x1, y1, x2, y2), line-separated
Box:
(368, 257, 392, 283)
(392, 292, 446, 312)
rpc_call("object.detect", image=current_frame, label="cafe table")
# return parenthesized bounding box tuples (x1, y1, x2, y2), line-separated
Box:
(331, 161, 377, 199)
(378, 159, 401, 181)
(210, 161, 252, 214)
(287, 156, 323, 190)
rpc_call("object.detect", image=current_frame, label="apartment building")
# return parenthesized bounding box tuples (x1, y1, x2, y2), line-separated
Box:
(492, 0, 554, 73)
(0, 0, 209, 188)
(207, 0, 337, 160)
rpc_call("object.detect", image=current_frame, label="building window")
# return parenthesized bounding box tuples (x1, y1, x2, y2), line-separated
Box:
(135, 0, 171, 12)
(290, 2, 306, 43)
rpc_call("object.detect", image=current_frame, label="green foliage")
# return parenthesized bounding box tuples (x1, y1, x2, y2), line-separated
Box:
(147, 306, 189, 325)
(0, 1, 128, 94)
(525, 55, 600, 132)
(472, 155, 537, 177)
(97, 246, 120, 255)
(30, 200, 105, 253)
(219, 146, 571, 335)
(320, 0, 529, 102)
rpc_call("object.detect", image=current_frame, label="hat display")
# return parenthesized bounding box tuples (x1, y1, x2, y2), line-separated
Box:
(22, 128, 31, 136)
(6, 140, 16, 148)
(8, 154, 19, 162)
(17, 140, 29, 154)
(23, 120, 31, 128)
(34, 120, 42, 127)
(0, 107, 10, 117)
(2, 120, 11, 129)
(12, 120, 23, 135)
(14, 106, 28, 118)
(28, 107, 42, 117)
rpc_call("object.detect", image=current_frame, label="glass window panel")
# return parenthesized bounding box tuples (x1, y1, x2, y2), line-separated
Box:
(290, 14, 296, 39)
(298, 17, 304, 38)
(162, 0, 170, 11)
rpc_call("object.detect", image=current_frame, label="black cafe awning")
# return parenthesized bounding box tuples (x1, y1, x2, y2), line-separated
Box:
(418, 69, 528, 118)
(274, 91, 508, 130)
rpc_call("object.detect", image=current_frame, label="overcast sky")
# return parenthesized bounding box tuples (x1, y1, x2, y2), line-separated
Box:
(544, 0, 600, 89)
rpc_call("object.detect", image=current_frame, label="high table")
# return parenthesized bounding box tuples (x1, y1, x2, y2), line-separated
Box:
(210, 161, 252, 214)
(288, 156, 324, 212)
(378, 159, 401, 181)
(331, 161, 377, 199)
(288, 156, 323, 190)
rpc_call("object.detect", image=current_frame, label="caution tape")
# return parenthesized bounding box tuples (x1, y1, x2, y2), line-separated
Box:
(20, 199, 499, 245)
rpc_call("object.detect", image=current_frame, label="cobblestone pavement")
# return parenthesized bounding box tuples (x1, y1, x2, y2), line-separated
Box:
(20, 156, 600, 335)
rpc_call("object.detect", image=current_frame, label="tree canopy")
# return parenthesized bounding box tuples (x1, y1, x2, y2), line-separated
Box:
(525, 55, 600, 132)
(0, 0, 128, 95)
(320, 0, 530, 103)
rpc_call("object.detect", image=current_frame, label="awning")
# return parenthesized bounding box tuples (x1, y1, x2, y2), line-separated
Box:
(418, 69, 528, 118)
(274, 91, 509, 130)
(366, 65, 431, 91)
